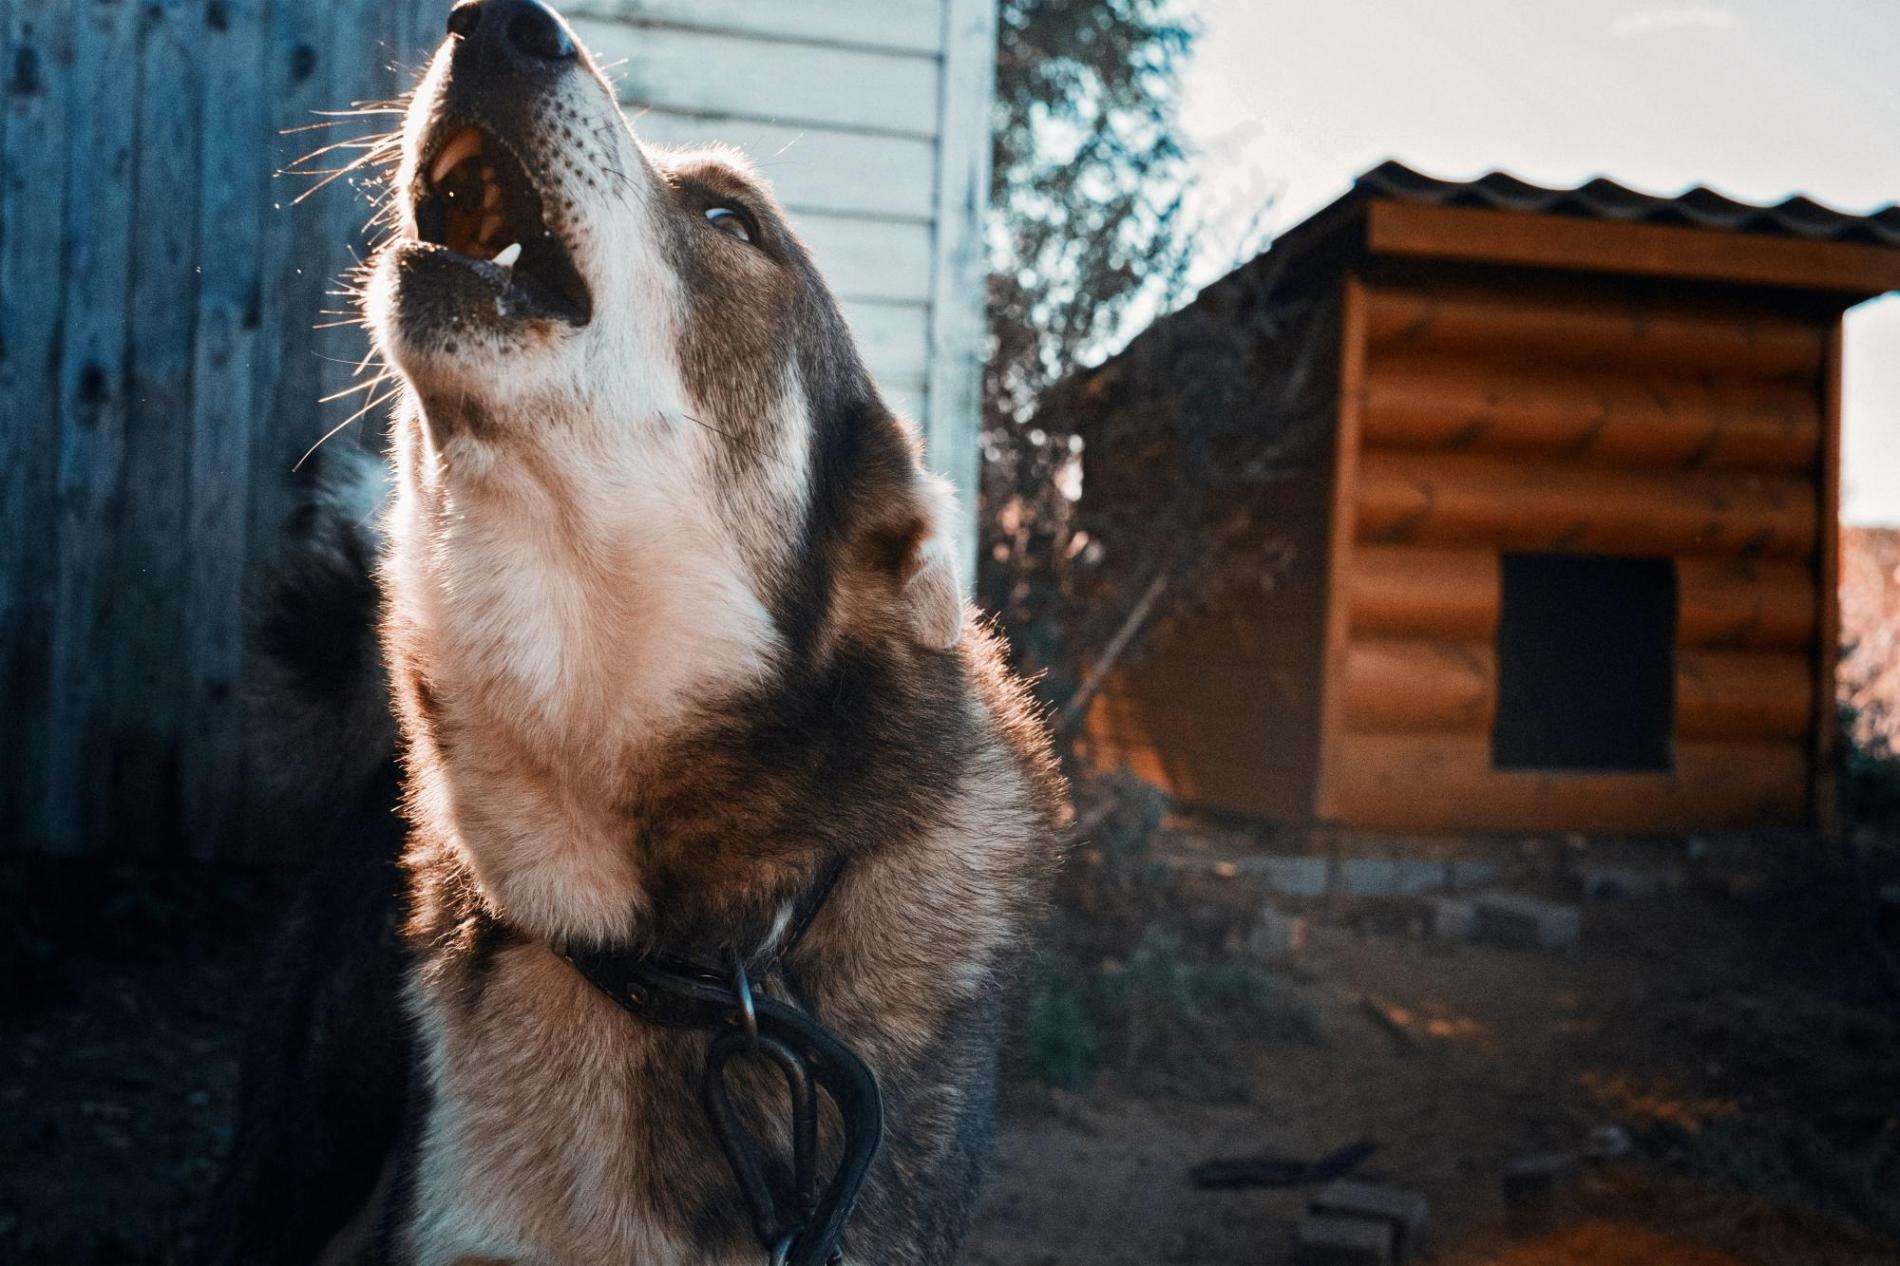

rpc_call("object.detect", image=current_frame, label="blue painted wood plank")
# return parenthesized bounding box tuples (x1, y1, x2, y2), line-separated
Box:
(181, 0, 269, 857)
(1, 0, 75, 850)
(111, 0, 202, 851)
(43, 0, 141, 854)
(245, 0, 344, 596)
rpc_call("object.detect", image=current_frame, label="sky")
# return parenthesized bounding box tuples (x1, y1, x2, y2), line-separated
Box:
(1175, 0, 1900, 522)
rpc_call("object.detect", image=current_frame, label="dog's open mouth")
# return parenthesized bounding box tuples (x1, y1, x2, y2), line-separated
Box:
(412, 124, 592, 326)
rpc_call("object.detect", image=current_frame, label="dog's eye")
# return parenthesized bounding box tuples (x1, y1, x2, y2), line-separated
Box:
(703, 206, 752, 243)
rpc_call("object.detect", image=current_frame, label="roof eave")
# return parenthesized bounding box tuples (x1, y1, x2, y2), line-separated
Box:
(1361, 198, 1900, 300)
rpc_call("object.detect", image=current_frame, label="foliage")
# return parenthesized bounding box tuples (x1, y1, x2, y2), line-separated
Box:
(1018, 771, 1318, 1098)
(1023, 923, 1318, 1101)
(979, 0, 1201, 707)
(986, 0, 1199, 427)
(1021, 950, 1103, 1092)
(1839, 703, 1900, 832)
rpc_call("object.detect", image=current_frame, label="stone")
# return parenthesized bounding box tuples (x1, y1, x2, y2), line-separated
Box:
(1244, 855, 1331, 898)
(1584, 1124, 1633, 1160)
(1429, 897, 1475, 942)
(1311, 1180, 1429, 1261)
(1292, 1212, 1394, 1266)
(1246, 905, 1308, 960)
(1447, 858, 1501, 890)
(1472, 892, 1581, 951)
(1577, 863, 1683, 901)
(1501, 1152, 1580, 1234)
(1338, 857, 1450, 898)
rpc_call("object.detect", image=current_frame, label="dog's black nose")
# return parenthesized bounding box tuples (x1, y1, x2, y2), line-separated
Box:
(446, 0, 576, 64)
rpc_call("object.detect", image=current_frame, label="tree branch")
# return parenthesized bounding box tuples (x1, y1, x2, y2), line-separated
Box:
(1055, 563, 1172, 740)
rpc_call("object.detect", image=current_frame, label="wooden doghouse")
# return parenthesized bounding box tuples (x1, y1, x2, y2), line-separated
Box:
(1062, 163, 1900, 834)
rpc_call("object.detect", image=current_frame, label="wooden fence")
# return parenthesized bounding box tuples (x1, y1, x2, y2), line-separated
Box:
(1, 0, 439, 858)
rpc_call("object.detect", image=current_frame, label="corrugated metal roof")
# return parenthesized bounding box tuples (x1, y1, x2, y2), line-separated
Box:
(1352, 160, 1900, 247)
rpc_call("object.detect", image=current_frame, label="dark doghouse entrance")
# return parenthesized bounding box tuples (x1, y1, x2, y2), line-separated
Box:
(1491, 553, 1676, 771)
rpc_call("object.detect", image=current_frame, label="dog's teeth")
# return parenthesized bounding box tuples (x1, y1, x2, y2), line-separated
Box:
(492, 242, 522, 268)
(429, 128, 483, 185)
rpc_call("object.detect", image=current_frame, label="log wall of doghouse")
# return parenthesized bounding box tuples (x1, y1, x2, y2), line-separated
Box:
(1069, 165, 1900, 836)
(1317, 264, 1840, 834)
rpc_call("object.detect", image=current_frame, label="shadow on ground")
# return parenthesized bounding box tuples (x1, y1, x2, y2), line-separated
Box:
(3, 838, 1898, 1265)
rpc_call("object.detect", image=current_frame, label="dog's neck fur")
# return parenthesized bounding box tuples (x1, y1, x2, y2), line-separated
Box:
(382, 390, 795, 948)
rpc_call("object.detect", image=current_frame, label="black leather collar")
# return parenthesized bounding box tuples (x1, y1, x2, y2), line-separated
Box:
(553, 854, 879, 1266)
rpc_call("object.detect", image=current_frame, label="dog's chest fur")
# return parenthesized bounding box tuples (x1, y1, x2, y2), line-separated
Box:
(384, 426, 798, 944)
(402, 925, 743, 1266)
(388, 607, 1060, 1266)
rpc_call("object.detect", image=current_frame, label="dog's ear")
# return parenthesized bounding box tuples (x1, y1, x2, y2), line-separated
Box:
(833, 410, 965, 652)
(893, 472, 964, 650)
(900, 471, 965, 650)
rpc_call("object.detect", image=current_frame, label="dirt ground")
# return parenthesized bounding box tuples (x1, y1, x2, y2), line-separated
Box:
(4, 846, 1898, 1265)
(968, 843, 1900, 1266)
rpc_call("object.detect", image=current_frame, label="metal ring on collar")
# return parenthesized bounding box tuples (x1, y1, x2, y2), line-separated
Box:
(731, 951, 759, 1044)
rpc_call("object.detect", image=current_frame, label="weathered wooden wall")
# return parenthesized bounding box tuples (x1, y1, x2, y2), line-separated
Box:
(1, 0, 440, 857)
(2, 0, 998, 859)
(566, 0, 997, 574)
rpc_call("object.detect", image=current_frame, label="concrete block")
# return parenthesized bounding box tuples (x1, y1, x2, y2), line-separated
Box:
(1246, 905, 1308, 960)
(1447, 858, 1501, 890)
(1578, 863, 1683, 901)
(1585, 1124, 1633, 1160)
(1501, 1152, 1580, 1234)
(1472, 893, 1581, 951)
(1429, 897, 1475, 942)
(1339, 857, 1449, 897)
(1293, 1212, 1394, 1266)
(1311, 1180, 1429, 1261)
(1246, 855, 1331, 898)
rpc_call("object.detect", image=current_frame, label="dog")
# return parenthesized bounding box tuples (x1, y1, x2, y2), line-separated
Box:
(204, 1, 1068, 1262)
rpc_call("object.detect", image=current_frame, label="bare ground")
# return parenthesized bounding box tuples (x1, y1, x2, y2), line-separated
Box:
(4, 846, 1898, 1265)
(970, 847, 1900, 1266)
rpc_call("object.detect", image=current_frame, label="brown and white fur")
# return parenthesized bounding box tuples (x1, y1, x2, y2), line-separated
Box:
(205, 2, 1066, 1264)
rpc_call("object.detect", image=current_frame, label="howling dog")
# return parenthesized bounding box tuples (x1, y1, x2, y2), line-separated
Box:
(207, 1, 1066, 1262)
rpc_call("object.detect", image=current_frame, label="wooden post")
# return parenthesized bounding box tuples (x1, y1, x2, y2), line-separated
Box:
(1314, 279, 1369, 820)
(1344, 639, 1496, 734)
(1814, 319, 1844, 837)
(1332, 733, 1809, 833)
(924, 0, 998, 585)
(1349, 546, 1499, 641)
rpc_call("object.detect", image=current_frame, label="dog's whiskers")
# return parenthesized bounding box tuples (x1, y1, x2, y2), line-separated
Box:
(292, 383, 402, 472)
(295, 363, 400, 473)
